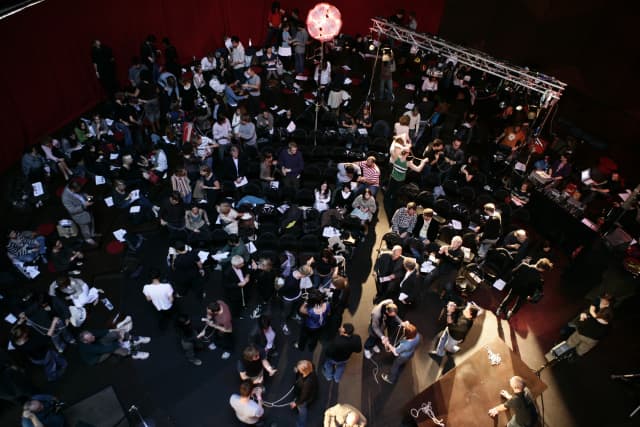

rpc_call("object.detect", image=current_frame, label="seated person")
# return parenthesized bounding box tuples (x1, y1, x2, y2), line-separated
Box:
(217, 200, 240, 235)
(21, 394, 65, 427)
(77, 328, 150, 365)
(391, 202, 418, 239)
(500, 229, 530, 264)
(510, 181, 531, 206)
(336, 162, 361, 188)
(424, 236, 464, 300)
(408, 208, 440, 262)
(350, 188, 377, 225)
(7, 229, 48, 264)
(49, 240, 84, 274)
(185, 204, 211, 243)
(332, 183, 355, 213)
(111, 180, 156, 221)
(48, 275, 102, 307)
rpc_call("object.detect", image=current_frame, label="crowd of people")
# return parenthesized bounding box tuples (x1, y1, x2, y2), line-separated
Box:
(2, 3, 630, 427)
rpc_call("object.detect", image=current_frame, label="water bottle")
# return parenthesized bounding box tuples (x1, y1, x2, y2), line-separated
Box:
(102, 298, 114, 311)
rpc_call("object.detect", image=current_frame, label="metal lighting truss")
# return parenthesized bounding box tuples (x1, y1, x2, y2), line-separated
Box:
(370, 18, 567, 105)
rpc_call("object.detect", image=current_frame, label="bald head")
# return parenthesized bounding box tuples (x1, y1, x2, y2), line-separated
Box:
(510, 375, 525, 392)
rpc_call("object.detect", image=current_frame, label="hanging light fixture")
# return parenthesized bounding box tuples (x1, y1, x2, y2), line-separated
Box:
(306, 3, 342, 42)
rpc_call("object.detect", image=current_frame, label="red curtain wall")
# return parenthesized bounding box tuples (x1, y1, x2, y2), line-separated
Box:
(0, 0, 444, 173)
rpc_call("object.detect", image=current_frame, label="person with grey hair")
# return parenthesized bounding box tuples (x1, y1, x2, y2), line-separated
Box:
(424, 236, 464, 301)
(373, 245, 404, 304)
(488, 375, 538, 427)
(223, 255, 251, 317)
(323, 403, 367, 427)
(61, 180, 99, 245)
(77, 328, 150, 365)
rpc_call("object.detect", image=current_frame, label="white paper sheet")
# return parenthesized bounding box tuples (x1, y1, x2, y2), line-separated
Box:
(197, 251, 210, 263)
(246, 242, 257, 254)
(104, 197, 114, 207)
(129, 190, 140, 202)
(32, 182, 44, 197)
(5, 313, 17, 324)
(493, 279, 507, 291)
(286, 121, 296, 133)
(109, 153, 119, 160)
(95, 175, 106, 185)
(234, 177, 248, 187)
(129, 205, 141, 213)
(113, 229, 127, 242)
(212, 252, 229, 261)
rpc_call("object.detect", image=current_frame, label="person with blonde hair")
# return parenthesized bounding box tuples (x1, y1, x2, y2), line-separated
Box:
(291, 360, 318, 427)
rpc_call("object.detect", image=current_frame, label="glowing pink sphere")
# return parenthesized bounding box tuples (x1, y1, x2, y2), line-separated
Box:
(306, 3, 342, 42)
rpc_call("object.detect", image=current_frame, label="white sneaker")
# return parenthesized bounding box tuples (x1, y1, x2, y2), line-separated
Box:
(451, 345, 460, 353)
(132, 351, 149, 360)
(373, 345, 381, 353)
(134, 336, 151, 345)
(364, 349, 372, 359)
(221, 352, 231, 359)
(208, 342, 217, 351)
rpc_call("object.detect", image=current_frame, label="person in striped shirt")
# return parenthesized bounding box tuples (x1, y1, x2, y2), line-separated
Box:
(355, 157, 381, 196)
(7, 229, 47, 264)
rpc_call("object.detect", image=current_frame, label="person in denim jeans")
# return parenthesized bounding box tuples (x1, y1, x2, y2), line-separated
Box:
(290, 360, 318, 427)
(323, 323, 362, 383)
(10, 325, 67, 382)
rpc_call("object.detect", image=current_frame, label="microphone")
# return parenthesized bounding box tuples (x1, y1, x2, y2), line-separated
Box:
(611, 374, 640, 380)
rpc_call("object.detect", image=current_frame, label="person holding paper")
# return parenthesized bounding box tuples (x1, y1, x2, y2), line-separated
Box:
(424, 236, 464, 301)
(373, 245, 404, 303)
(222, 145, 249, 188)
(278, 142, 304, 191)
(408, 208, 440, 262)
(112, 180, 156, 222)
(61, 181, 98, 246)
(386, 259, 419, 317)
(430, 301, 479, 358)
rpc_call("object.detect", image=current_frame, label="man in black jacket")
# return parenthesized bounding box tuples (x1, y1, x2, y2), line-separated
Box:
(386, 259, 420, 316)
(373, 245, 404, 303)
(291, 360, 318, 427)
(322, 323, 362, 383)
(496, 258, 553, 320)
(408, 208, 440, 262)
(424, 236, 464, 300)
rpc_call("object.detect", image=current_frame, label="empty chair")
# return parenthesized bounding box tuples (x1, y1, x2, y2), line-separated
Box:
(416, 190, 434, 209)
(299, 234, 322, 253)
(460, 186, 476, 205)
(296, 188, 315, 206)
(256, 232, 279, 252)
(279, 233, 299, 252)
(434, 198, 452, 220)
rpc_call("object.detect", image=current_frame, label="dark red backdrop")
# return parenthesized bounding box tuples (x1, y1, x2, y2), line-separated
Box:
(0, 0, 444, 172)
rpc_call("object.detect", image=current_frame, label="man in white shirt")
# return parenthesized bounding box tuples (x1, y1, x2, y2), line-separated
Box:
(142, 270, 174, 329)
(229, 381, 264, 425)
(213, 115, 232, 160)
(200, 52, 216, 77)
(229, 36, 246, 81)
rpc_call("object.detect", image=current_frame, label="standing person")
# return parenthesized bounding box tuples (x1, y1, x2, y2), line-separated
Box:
(378, 48, 395, 101)
(363, 300, 403, 359)
(488, 376, 538, 427)
(373, 246, 404, 303)
(223, 256, 252, 317)
(290, 360, 318, 427)
(496, 258, 553, 320)
(91, 39, 118, 96)
(322, 323, 362, 383)
(265, 1, 284, 47)
(61, 180, 99, 245)
(176, 314, 205, 366)
(170, 241, 205, 298)
(249, 314, 278, 360)
(291, 23, 308, 75)
(279, 265, 313, 336)
(384, 148, 428, 217)
(142, 270, 174, 330)
(430, 301, 480, 357)
(295, 289, 331, 352)
(475, 203, 502, 259)
(199, 301, 233, 359)
(278, 142, 304, 192)
(238, 344, 277, 385)
(229, 36, 246, 82)
(230, 380, 265, 426)
(381, 322, 421, 384)
(388, 259, 420, 316)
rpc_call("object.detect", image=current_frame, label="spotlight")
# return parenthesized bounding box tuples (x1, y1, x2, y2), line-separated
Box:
(368, 43, 376, 52)
(515, 105, 523, 111)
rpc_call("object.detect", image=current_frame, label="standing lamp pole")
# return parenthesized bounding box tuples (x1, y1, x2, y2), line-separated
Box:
(306, 2, 342, 146)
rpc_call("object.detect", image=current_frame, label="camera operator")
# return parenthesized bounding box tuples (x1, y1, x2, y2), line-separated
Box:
(21, 394, 65, 427)
(229, 380, 265, 426)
